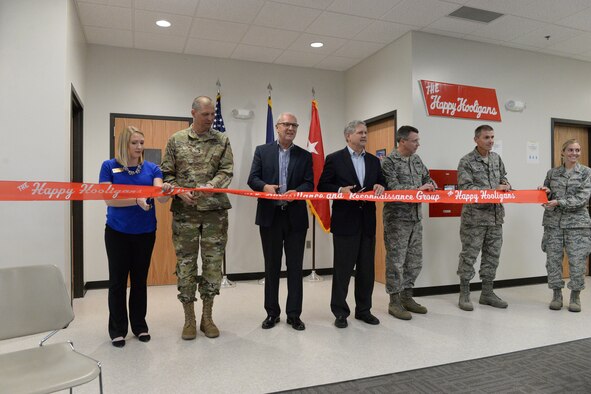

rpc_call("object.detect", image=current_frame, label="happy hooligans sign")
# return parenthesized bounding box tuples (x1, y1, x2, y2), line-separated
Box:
(419, 80, 501, 122)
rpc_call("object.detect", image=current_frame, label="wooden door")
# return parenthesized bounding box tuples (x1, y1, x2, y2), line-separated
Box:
(113, 117, 190, 285)
(366, 118, 396, 284)
(553, 124, 590, 277)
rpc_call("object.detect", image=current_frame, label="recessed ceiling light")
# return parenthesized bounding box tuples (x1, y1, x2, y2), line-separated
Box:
(156, 20, 172, 28)
(310, 42, 324, 48)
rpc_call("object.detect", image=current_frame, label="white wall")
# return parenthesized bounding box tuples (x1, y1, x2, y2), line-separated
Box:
(0, 0, 84, 284)
(83, 45, 345, 281)
(67, 0, 86, 100)
(347, 30, 591, 287)
(413, 32, 591, 286)
(345, 33, 413, 126)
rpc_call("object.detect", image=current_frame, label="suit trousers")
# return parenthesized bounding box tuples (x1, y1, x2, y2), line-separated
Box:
(104, 225, 155, 339)
(259, 207, 306, 318)
(331, 232, 376, 318)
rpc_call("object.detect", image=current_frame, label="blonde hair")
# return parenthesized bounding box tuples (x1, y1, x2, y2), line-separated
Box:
(115, 126, 144, 167)
(560, 138, 581, 165)
(561, 138, 580, 153)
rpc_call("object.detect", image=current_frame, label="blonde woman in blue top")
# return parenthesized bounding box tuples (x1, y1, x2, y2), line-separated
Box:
(100, 126, 172, 347)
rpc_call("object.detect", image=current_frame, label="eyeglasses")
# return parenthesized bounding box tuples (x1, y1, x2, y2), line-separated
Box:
(277, 122, 299, 129)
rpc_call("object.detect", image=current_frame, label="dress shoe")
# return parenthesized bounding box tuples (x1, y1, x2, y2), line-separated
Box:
(138, 333, 151, 343)
(262, 316, 280, 329)
(111, 337, 125, 348)
(355, 313, 380, 325)
(334, 316, 348, 328)
(286, 316, 305, 331)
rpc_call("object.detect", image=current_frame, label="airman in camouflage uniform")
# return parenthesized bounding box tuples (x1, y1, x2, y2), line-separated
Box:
(382, 126, 435, 320)
(540, 139, 591, 312)
(161, 96, 233, 339)
(457, 125, 510, 311)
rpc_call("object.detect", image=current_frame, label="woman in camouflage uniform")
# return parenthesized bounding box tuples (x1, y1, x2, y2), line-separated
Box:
(540, 139, 591, 312)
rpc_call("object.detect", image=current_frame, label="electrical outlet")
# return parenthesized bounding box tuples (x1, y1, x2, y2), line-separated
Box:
(306, 240, 311, 249)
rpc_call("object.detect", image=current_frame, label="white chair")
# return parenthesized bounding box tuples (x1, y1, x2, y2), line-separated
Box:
(0, 265, 103, 393)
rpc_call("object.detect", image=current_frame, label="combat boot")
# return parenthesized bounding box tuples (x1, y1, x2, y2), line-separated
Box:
(549, 289, 563, 310)
(181, 302, 197, 340)
(388, 293, 411, 320)
(458, 279, 473, 311)
(401, 288, 427, 314)
(479, 280, 508, 308)
(568, 290, 581, 312)
(200, 297, 220, 338)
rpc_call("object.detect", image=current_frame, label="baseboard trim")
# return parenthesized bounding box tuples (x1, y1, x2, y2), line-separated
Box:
(85, 280, 109, 290)
(83, 268, 336, 291)
(84, 273, 548, 295)
(412, 276, 548, 297)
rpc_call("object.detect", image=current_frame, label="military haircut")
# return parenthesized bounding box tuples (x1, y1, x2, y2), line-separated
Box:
(116, 125, 144, 167)
(396, 125, 419, 143)
(192, 96, 213, 111)
(344, 120, 366, 137)
(474, 124, 493, 137)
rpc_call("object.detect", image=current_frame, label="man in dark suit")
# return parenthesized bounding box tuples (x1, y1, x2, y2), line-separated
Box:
(318, 120, 386, 328)
(248, 112, 314, 331)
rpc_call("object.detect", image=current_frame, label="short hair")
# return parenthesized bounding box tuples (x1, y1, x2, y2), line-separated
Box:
(475, 124, 493, 137)
(276, 112, 297, 125)
(396, 125, 419, 143)
(562, 138, 580, 153)
(116, 126, 144, 167)
(192, 96, 213, 111)
(344, 120, 366, 137)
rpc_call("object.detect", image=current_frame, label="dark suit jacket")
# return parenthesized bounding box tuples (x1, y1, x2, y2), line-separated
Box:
(247, 142, 314, 230)
(318, 147, 385, 236)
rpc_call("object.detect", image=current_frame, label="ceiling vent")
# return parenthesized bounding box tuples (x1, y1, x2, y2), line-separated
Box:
(448, 6, 504, 23)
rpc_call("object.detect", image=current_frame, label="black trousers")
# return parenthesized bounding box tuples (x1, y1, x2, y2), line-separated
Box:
(259, 208, 306, 318)
(104, 225, 155, 339)
(331, 233, 376, 318)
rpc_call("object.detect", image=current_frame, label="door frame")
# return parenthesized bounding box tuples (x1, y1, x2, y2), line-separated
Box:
(365, 110, 397, 285)
(109, 113, 193, 158)
(366, 111, 397, 135)
(71, 85, 84, 298)
(551, 118, 591, 167)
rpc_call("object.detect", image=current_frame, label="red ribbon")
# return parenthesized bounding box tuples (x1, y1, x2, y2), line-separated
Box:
(0, 181, 548, 204)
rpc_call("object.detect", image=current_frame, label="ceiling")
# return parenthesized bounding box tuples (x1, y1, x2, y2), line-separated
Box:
(75, 0, 591, 71)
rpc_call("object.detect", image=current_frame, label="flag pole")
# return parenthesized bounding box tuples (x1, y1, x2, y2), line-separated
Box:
(259, 82, 274, 285)
(215, 78, 235, 288)
(306, 87, 323, 282)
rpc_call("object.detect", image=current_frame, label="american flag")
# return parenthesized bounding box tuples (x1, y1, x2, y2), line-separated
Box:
(213, 91, 226, 132)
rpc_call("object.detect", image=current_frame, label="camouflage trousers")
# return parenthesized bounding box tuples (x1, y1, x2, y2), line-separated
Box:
(542, 227, 591, 291)
(384, 220, 423, 294)
(457, 224, 503, 282)
(172, 209, 228, 303)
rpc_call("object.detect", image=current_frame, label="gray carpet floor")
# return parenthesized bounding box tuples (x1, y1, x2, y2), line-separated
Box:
(279, 338, 591, 394)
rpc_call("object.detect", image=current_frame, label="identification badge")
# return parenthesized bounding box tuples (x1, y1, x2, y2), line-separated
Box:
(112, 168, 123, 173)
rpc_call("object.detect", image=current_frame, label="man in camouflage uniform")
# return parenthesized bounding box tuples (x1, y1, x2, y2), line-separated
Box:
(161, 96, 233, 339)
(382, 126, 435, 320)
(457, 125, 510, 311)
(540, 139, 591, 312)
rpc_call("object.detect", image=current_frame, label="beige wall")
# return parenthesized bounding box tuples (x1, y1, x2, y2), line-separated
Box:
(0, 0, 85, 288)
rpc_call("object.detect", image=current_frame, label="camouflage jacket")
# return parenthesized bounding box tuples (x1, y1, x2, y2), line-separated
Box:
(458, 148, 509, 226)
(542, 163, 591, 228)
(161, 126, 233, 212)
(382, 150, 435, 221)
